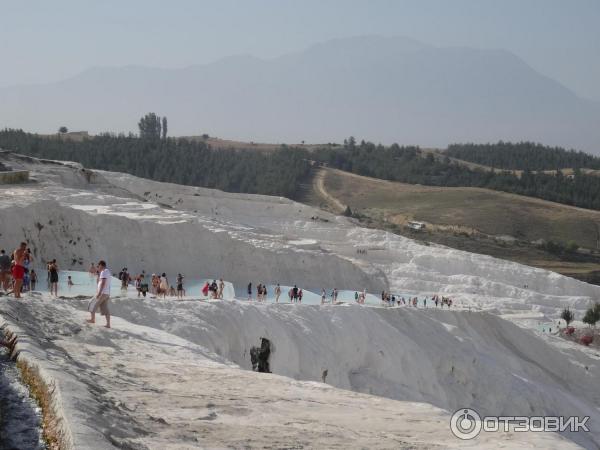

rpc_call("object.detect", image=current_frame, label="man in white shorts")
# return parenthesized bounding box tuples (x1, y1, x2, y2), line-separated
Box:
(87, 260, 111, 328)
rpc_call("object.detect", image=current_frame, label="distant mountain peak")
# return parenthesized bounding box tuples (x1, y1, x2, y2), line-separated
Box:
(0, 35, 598, 153)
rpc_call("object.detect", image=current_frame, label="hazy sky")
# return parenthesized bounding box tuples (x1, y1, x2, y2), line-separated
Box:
(2, 0, 599, 100)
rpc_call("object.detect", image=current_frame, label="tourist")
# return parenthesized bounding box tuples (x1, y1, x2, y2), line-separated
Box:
(0, 249, 11, 292)
(48, 259, 59, 297)
(354, 291, 359, 302)
(11, 242, 27, 298)
(275, 283, 281, 303)
(202, 281, 210, 298)
(120, 268, 129, 291)
(151, 274, 160, 296)
(23, 268, 30, 293)
(292, 285, 299, 303)
(23, 250, 33, 292)
(176, 273, 184, 299)
(88, 262, 96, 280)
(67, 275, 74, 289)
(332, 288, 338, 304)
(298, 288, 303, 303)
(262, 284, 268, 302)
(87, 260, 111, 328)
(30, 269, 37, 291)
(218, 278, 225, 299)
(140, 276, 149, 298)
(247, 282, 252, 301)
(134, 275, 141, 297)
(321, 289, 326, 304)
(256, 283, 263, 301)
(160, 273, 169, 298)
(210, 280, 218, 299)
(423, 297, 427, 308)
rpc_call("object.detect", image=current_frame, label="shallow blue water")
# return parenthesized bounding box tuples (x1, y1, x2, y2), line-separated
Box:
(0, 346, 45, 450)
(26, 270, 421, 306)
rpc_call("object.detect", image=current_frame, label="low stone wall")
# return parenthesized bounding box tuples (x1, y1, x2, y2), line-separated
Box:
(0, 170, 29, 184)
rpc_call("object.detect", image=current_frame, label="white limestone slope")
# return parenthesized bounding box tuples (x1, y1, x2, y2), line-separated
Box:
(0, 297, 583, 449)
(1, 151, 599, 319)
(1, 152, 600, 448)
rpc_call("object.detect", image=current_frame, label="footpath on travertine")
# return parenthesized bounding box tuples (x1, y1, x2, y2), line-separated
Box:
(0, 295, 589, 450)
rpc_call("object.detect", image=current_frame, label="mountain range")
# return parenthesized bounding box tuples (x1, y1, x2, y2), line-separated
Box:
(1, 35, 599, 153)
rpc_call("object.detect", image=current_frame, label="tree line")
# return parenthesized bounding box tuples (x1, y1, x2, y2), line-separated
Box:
(446, 142, 600, 171)
(0, 129, 309, 199)
(308, 139, 600, 210)
(2, 127, 600, 211)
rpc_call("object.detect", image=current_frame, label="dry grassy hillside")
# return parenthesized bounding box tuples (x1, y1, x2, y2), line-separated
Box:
(426, 148, 600, 178)
(180, 136, 327, 152)
(303, 167, 600, 282)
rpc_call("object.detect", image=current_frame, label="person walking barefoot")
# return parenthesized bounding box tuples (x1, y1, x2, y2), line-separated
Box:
(87, 260, 111, 328)
(275, 283, 281, 303)
(218, 278, 225, 299)
(48, 259, 59, 296)
(12, 242, 27, 298)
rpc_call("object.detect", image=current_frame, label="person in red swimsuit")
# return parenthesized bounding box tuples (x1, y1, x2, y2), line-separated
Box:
(12, 242, 27, 298)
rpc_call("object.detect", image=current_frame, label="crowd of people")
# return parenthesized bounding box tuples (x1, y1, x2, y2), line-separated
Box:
(379, 291, 453, 308)
(0, 243, 47, 298)
(2, 241, 458, 331)
(0, 242, 112, 328)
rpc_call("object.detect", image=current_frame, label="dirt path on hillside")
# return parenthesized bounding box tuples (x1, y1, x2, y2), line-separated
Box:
(313, 168, 347, 213)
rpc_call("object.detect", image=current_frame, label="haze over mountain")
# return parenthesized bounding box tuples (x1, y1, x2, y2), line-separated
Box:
(1, 35, 599, 153)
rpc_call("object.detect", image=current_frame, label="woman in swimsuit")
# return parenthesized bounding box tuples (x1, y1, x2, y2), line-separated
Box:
(48, 259, 59, 296)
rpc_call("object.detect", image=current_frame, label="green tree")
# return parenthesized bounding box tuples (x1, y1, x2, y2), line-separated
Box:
(582, 305, 599, 327)
(138, 113, 162, 140)
(566, 240, 579, 253)
(162, 117, 168, 140)
(561, 307, 575, 328)
(58, 126, 68, 133)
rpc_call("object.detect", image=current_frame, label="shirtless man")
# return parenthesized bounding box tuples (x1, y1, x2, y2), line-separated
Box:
(12, 242, 27, 298)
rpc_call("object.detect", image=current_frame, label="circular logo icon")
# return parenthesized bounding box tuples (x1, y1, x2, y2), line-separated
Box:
(450, 408, 482, 440)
